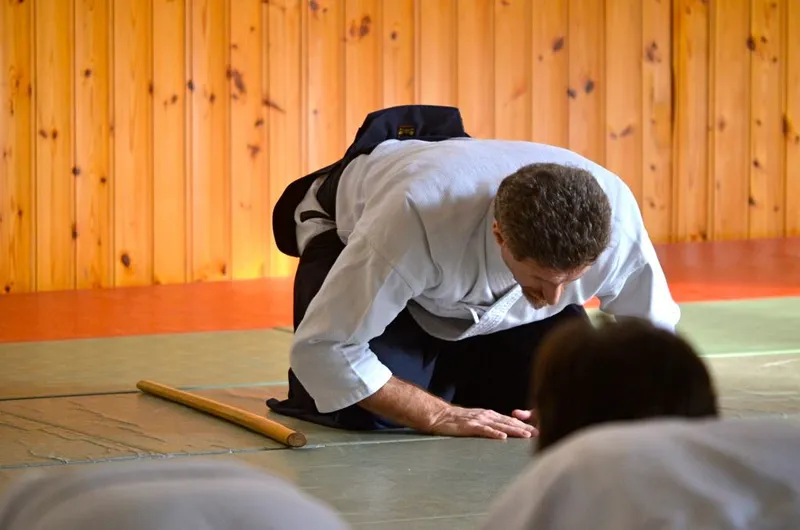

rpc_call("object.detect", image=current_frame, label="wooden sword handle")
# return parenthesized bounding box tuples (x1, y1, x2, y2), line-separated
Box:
(136, 379, 307, 448)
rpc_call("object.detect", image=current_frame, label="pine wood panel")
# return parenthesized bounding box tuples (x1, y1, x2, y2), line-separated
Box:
(230, 0, 268, 279)
(749, 0, 785, 238)
(710, 1, 751, 240)
(345, 0, 382, 143)
(113, 0, 153, 286)
(75, 0, 112, 289)
(530, 0, 569, 147)
(0, 0, 35, 294)
(417, 0, 456, 106)
(641, 0, 674, 242)
(35, 0, 75, 291)
(381, 0, 415, 108)
(190, 0, 231, 282)
(307, 0, 345, 171)
(605, 0, 643, 203)
(673, 0, 711, 242)
(787, 0, 800, 235)
(266, 0, 303, 277)
(456, 0, 494, 139)
(153, 0, 188, 284)
(493, 0, 529, 141)
(568, 0, 605, 165)
(4, 0, 800, 294)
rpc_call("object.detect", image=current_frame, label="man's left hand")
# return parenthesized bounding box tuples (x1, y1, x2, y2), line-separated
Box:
(511, 409, 539, 435)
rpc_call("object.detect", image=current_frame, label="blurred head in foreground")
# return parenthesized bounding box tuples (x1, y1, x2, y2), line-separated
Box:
(0, 459, 350, 530)
(531, 316, 719, 453)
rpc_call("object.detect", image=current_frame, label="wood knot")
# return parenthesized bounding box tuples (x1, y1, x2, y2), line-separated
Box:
(120, 253, 132, 268)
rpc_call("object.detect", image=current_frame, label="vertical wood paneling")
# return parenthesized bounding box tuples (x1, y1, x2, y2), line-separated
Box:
(493, 0, 529, 140)
(113, 0, 153, 286)
(190, 0, 231, 282)
(749, 0, 785, 238)
(605, 0, 643, 202)
(417, 0, 457, 106)
(345, 0, 382, 142)
(153, 0, 187, 284)
(75, 0, 112, 289)
(307, 0, 345, 171)
(0, 0, 35, 294)
(456, 0, 494, 138)
(568, 0, 605, 164)
(710, 1, 750, 240)
(6, 0, 800, 294)
(786, 0, 800, 236)
(642, 0, 674, 242)
(381, 0, 415, 108)
(230, 0, 268, 279)
(35, 0, 76, 291)
(267, 0, 303, 276)
(530, 0, 569, 147)
(673, 0, 710, 242)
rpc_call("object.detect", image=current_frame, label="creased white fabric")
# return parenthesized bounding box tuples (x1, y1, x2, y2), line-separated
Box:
(0, 459, 351, 530)
(483, 418, 800, 530)
(293, 138, 681, 413)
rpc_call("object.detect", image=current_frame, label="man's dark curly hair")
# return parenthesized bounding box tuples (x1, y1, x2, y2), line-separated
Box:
(494, 163, 613, 270)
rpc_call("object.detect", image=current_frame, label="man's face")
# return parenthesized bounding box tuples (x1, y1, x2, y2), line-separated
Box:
(493, 221, 590, 309)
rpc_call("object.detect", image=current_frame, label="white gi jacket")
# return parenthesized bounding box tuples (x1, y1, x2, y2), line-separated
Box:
(0, 459, 350, 530)
(483, 417, 800, 530)
(293, 138, 680, 413)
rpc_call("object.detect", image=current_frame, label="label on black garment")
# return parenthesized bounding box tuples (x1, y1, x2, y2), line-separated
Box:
(397, 125, 416, 137)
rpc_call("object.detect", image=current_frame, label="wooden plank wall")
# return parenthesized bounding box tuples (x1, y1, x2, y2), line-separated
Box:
(1, 0, 799, 294)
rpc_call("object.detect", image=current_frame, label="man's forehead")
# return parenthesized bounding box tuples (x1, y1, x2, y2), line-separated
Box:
(523, 262, 589, 284)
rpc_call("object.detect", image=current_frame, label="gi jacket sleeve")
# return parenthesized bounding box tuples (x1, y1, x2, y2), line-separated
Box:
(595, 193, 681, 332)
(289, 204, 436, 414)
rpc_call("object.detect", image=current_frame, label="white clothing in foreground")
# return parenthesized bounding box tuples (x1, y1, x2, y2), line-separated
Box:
(293, 138, 681, 413)
(484, 418, 800, 530)
(0, 459, 350, 530)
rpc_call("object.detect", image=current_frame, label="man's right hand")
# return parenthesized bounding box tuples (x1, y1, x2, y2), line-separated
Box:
(426, 405, 537, 439)
(358, 376, 537, 440)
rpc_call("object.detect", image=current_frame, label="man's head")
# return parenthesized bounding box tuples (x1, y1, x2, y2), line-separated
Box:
(493, 163, 613, 308)
(530, 317, 719, 454)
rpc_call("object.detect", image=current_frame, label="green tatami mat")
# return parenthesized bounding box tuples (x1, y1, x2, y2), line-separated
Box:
(0, 385, 432, 469)
(676, 297, 800, 357)
(706, 353, 800, 419)
(0, 329, 292, 400)
(0, 437, 531, 529)
(3, 297, 799, 402)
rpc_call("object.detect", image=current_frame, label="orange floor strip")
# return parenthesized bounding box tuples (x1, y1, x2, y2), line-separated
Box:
(2, 238, 800, 344)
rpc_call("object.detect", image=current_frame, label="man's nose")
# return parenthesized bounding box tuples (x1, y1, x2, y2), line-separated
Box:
(544, 283, 563, 305)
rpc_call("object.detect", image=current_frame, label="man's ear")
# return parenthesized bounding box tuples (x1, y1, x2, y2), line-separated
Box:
(492, 219, 504, 246)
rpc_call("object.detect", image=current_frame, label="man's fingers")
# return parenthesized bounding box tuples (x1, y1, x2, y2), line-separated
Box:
(512, 409, 533, 421)
(495, 422, 533, 438)
(473, 424, 507, 439)
(480, 415, 533, 438)
(490, 412, 537, 433)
